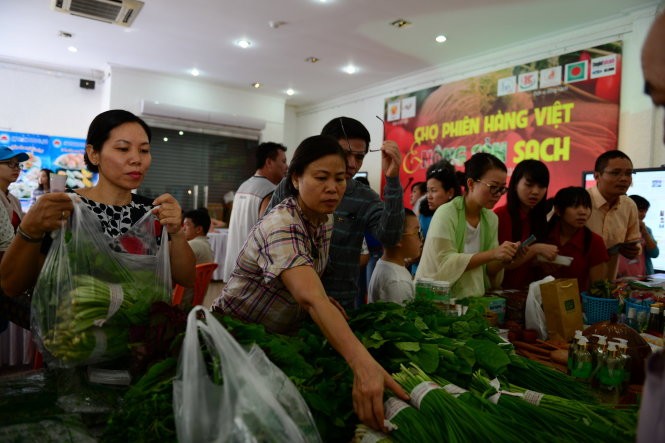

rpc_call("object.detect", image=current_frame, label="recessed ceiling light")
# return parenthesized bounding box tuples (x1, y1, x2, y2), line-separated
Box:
(286, 88, 295, 96)
(390, 18, 412, 28)
(251, 82, 261, 89)
(235, 39, 252, 49)
(190, 68, 200, 77)
(342, 64, 358, 75)
(67, 46, 78, 53)
(435, 34, 447, 43)
(305, 56, 320, 63)
(179, 131, 184, 136)
(163, 137, 169, 142)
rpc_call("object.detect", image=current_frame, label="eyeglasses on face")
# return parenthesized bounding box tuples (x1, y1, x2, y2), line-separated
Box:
(475, 180, 508, 196)
(602, 169, 635, 178)
(0, 160, 23, 169)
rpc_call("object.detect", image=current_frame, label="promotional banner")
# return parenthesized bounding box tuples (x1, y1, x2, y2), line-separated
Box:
(383, 42, 622, 209)
(0, 130, 92, 211)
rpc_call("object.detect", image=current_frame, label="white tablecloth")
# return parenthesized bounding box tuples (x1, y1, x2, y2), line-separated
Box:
(207, 229, 229, 281)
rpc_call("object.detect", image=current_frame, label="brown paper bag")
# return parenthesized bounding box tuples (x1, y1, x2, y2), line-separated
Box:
(539, 278, 583, 342)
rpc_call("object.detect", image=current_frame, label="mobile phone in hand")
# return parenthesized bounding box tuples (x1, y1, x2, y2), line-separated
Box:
(518, 234, 536, 252)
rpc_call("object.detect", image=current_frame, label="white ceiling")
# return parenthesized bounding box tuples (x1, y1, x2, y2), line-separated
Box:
(0, 0, 656, 108)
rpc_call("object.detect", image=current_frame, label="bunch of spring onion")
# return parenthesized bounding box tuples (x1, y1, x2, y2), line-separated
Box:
(393, 364, 541, 443)
(382, 397, 439, 443)
(426, 372, 549, 443)
(482, 373, 637, 442)
(40, 274, 166, 366)
(469, 372, 629, 443)
(352, 424, 392, 443)
(506, 354, 595, 402)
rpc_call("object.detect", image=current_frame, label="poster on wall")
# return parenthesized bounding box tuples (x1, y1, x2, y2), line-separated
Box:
(383, 42, 622, 209)
(0, 130, 93, 212)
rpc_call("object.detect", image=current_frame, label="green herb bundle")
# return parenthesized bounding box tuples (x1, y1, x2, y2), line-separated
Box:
(353, 424, 393, 443)
(505, 354, 596, 402)
(383, 396, 440, 442)
(393, 364, 490, 442)
(470, 372, 624, 443)
(488, 375, 637, 442)
(39, 274, 167, 365)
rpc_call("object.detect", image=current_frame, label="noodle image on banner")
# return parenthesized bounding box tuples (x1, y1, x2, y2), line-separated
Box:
(382, 42, 622, 210)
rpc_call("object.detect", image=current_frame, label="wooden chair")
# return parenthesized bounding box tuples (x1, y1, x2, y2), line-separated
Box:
(172, 263, 218, 306)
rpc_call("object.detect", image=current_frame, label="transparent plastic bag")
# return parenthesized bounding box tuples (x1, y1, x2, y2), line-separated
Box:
(173, 307, 321, 443)
(31, 195, 171, 367)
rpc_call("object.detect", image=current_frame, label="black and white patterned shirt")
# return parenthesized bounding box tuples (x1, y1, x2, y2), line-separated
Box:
(76, 193, 154, 238)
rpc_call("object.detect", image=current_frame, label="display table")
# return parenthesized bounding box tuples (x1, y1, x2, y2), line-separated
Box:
(207, 229, 228, 281)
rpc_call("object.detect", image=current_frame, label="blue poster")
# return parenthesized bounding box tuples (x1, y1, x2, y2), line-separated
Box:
(0, 131, 90, 212)
(48, 136, 95, 189)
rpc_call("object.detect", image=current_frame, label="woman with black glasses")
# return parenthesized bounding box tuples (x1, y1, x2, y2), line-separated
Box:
(416, 153, 519, 299)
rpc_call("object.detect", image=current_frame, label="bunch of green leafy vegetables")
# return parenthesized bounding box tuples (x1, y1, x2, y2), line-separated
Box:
(102, 299, 599, 442)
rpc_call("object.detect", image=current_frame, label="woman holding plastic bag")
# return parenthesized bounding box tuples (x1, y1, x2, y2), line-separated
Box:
(0, 111, 195, 366)
(0, 109, 195, 295)
(212, 135, 408, 433)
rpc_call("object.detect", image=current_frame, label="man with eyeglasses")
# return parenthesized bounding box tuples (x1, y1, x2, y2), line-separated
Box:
(267, 116, 404, 310)
(637, 10, 665, 443)
(586, 150, 641, 280)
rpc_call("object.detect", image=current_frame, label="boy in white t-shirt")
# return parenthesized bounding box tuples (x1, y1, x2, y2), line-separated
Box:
(368, 209, 422, 304)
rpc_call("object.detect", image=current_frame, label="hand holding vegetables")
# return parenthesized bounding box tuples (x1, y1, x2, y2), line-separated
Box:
(350, 351, 409, 433)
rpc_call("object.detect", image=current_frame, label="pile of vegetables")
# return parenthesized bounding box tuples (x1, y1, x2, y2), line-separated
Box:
(101, 299, 637, 443)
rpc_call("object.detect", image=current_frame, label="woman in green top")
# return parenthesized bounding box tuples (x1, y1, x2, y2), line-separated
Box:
(415, 153, 519, 298)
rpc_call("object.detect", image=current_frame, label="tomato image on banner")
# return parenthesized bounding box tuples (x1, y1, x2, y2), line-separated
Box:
(564, 60, 589, 83)
(380, 42, 622, 211)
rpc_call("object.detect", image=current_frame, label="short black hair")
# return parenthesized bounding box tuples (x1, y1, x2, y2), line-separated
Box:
(286, 135, 346, 196)
(506, 160, 550, 241)
(84, 109, 151, 173)
(594, 150, 632, 173)
(426, 160, 461, 196)
(255, 142, 287, 169)
(629, 194, 650, 211)
(321, 117, 371, 153)
(552, 186, 592, 211)
(184, 208, 211, 233)
(412, 181, 426, 194)
(464, 153, 507, 182)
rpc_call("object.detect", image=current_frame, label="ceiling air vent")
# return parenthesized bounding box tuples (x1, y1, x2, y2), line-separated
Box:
(51, 0, 144, 27)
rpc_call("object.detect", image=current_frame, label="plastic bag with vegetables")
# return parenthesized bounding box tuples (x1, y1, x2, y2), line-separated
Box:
(174, 307, 320, 443)
(31, 195, 171, 368)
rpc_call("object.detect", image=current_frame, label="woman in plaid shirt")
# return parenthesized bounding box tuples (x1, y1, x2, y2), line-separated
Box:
(213, 134, 408, 433)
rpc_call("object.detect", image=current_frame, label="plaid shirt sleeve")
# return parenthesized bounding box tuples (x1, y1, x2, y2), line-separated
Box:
(256, 220, 316, 283)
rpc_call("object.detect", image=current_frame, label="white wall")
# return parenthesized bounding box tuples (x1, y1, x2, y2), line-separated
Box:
(293, 6, 661, 192)
(109, 68, 288, 142)
(0, 63, 107, 137)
